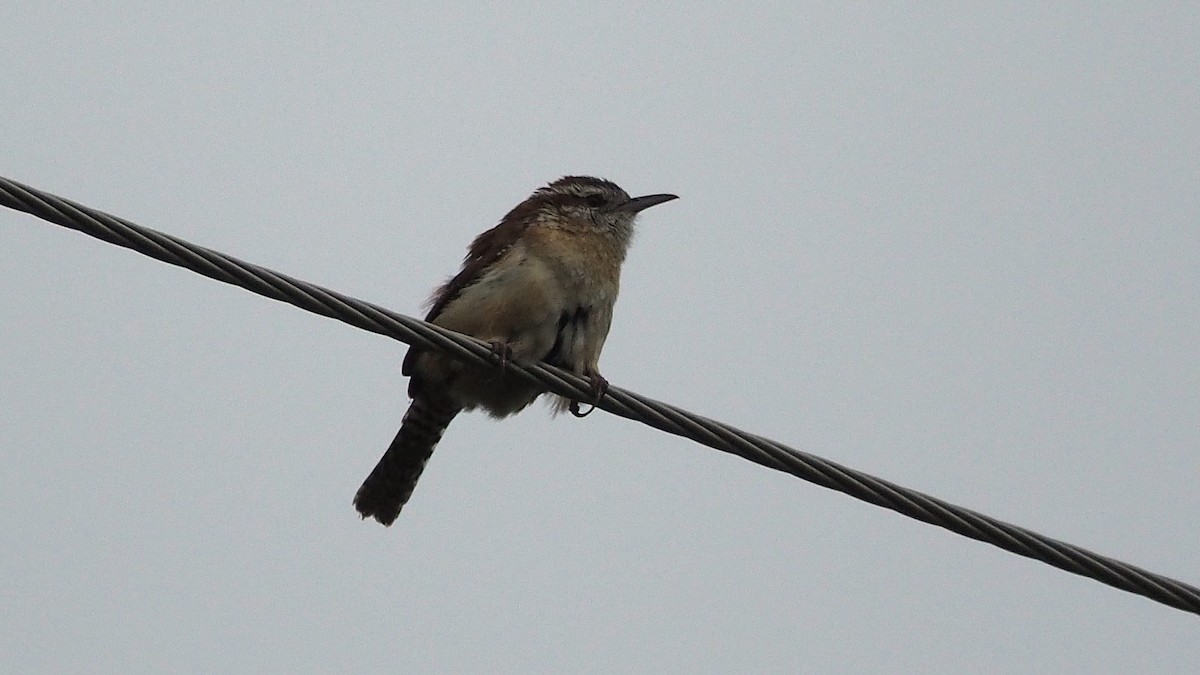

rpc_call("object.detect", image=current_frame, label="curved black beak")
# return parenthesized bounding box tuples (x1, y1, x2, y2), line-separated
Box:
(621, 193, 679, 214)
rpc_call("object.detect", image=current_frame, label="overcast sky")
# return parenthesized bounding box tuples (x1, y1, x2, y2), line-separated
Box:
(3, 3, 1198, 673)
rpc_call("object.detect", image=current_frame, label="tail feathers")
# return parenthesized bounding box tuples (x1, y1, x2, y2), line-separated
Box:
(354, 396, 460, 526)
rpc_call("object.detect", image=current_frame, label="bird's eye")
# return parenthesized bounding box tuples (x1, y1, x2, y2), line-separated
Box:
(584, 194, 607, 208)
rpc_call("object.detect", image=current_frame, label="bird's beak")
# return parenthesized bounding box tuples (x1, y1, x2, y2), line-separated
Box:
(621, 193, 679, 213)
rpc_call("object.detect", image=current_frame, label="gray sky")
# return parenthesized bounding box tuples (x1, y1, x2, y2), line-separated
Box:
(3, 3, 1198, 673)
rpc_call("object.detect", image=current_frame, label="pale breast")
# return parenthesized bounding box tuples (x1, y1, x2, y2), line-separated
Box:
(432, 242, 565, 359)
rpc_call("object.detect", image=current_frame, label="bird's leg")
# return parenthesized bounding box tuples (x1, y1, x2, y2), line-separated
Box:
(487, 340, 514, 377)
(569, 368, 609, 418)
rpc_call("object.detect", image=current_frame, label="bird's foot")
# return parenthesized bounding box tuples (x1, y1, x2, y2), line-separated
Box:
(569, 370, 609, 418)
(487, 340, 514, 371)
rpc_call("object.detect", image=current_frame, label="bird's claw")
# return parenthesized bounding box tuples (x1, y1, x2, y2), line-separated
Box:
(569, 371, 609, 418)
(488, 340, 514, 371)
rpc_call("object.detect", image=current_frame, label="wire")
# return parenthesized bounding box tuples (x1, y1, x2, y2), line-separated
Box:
(3, 174, 1197, 616)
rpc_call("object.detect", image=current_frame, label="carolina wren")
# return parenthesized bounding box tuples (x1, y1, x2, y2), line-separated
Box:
(353, 176, 678, 525)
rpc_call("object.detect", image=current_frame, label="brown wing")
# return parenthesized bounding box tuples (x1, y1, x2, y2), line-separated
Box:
(401, 196, 545, 388)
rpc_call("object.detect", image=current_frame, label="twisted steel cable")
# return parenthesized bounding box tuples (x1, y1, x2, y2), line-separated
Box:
(3, 174, 1197, 616)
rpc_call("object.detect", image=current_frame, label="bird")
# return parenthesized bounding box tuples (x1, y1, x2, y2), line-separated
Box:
(353, 175, 678, 525)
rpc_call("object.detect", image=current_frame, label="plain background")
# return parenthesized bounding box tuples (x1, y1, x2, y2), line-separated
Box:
(2, 3, 1197, 673)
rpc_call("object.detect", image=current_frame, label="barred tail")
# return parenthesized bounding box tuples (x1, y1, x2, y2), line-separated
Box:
(353, 395, 460, 526)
